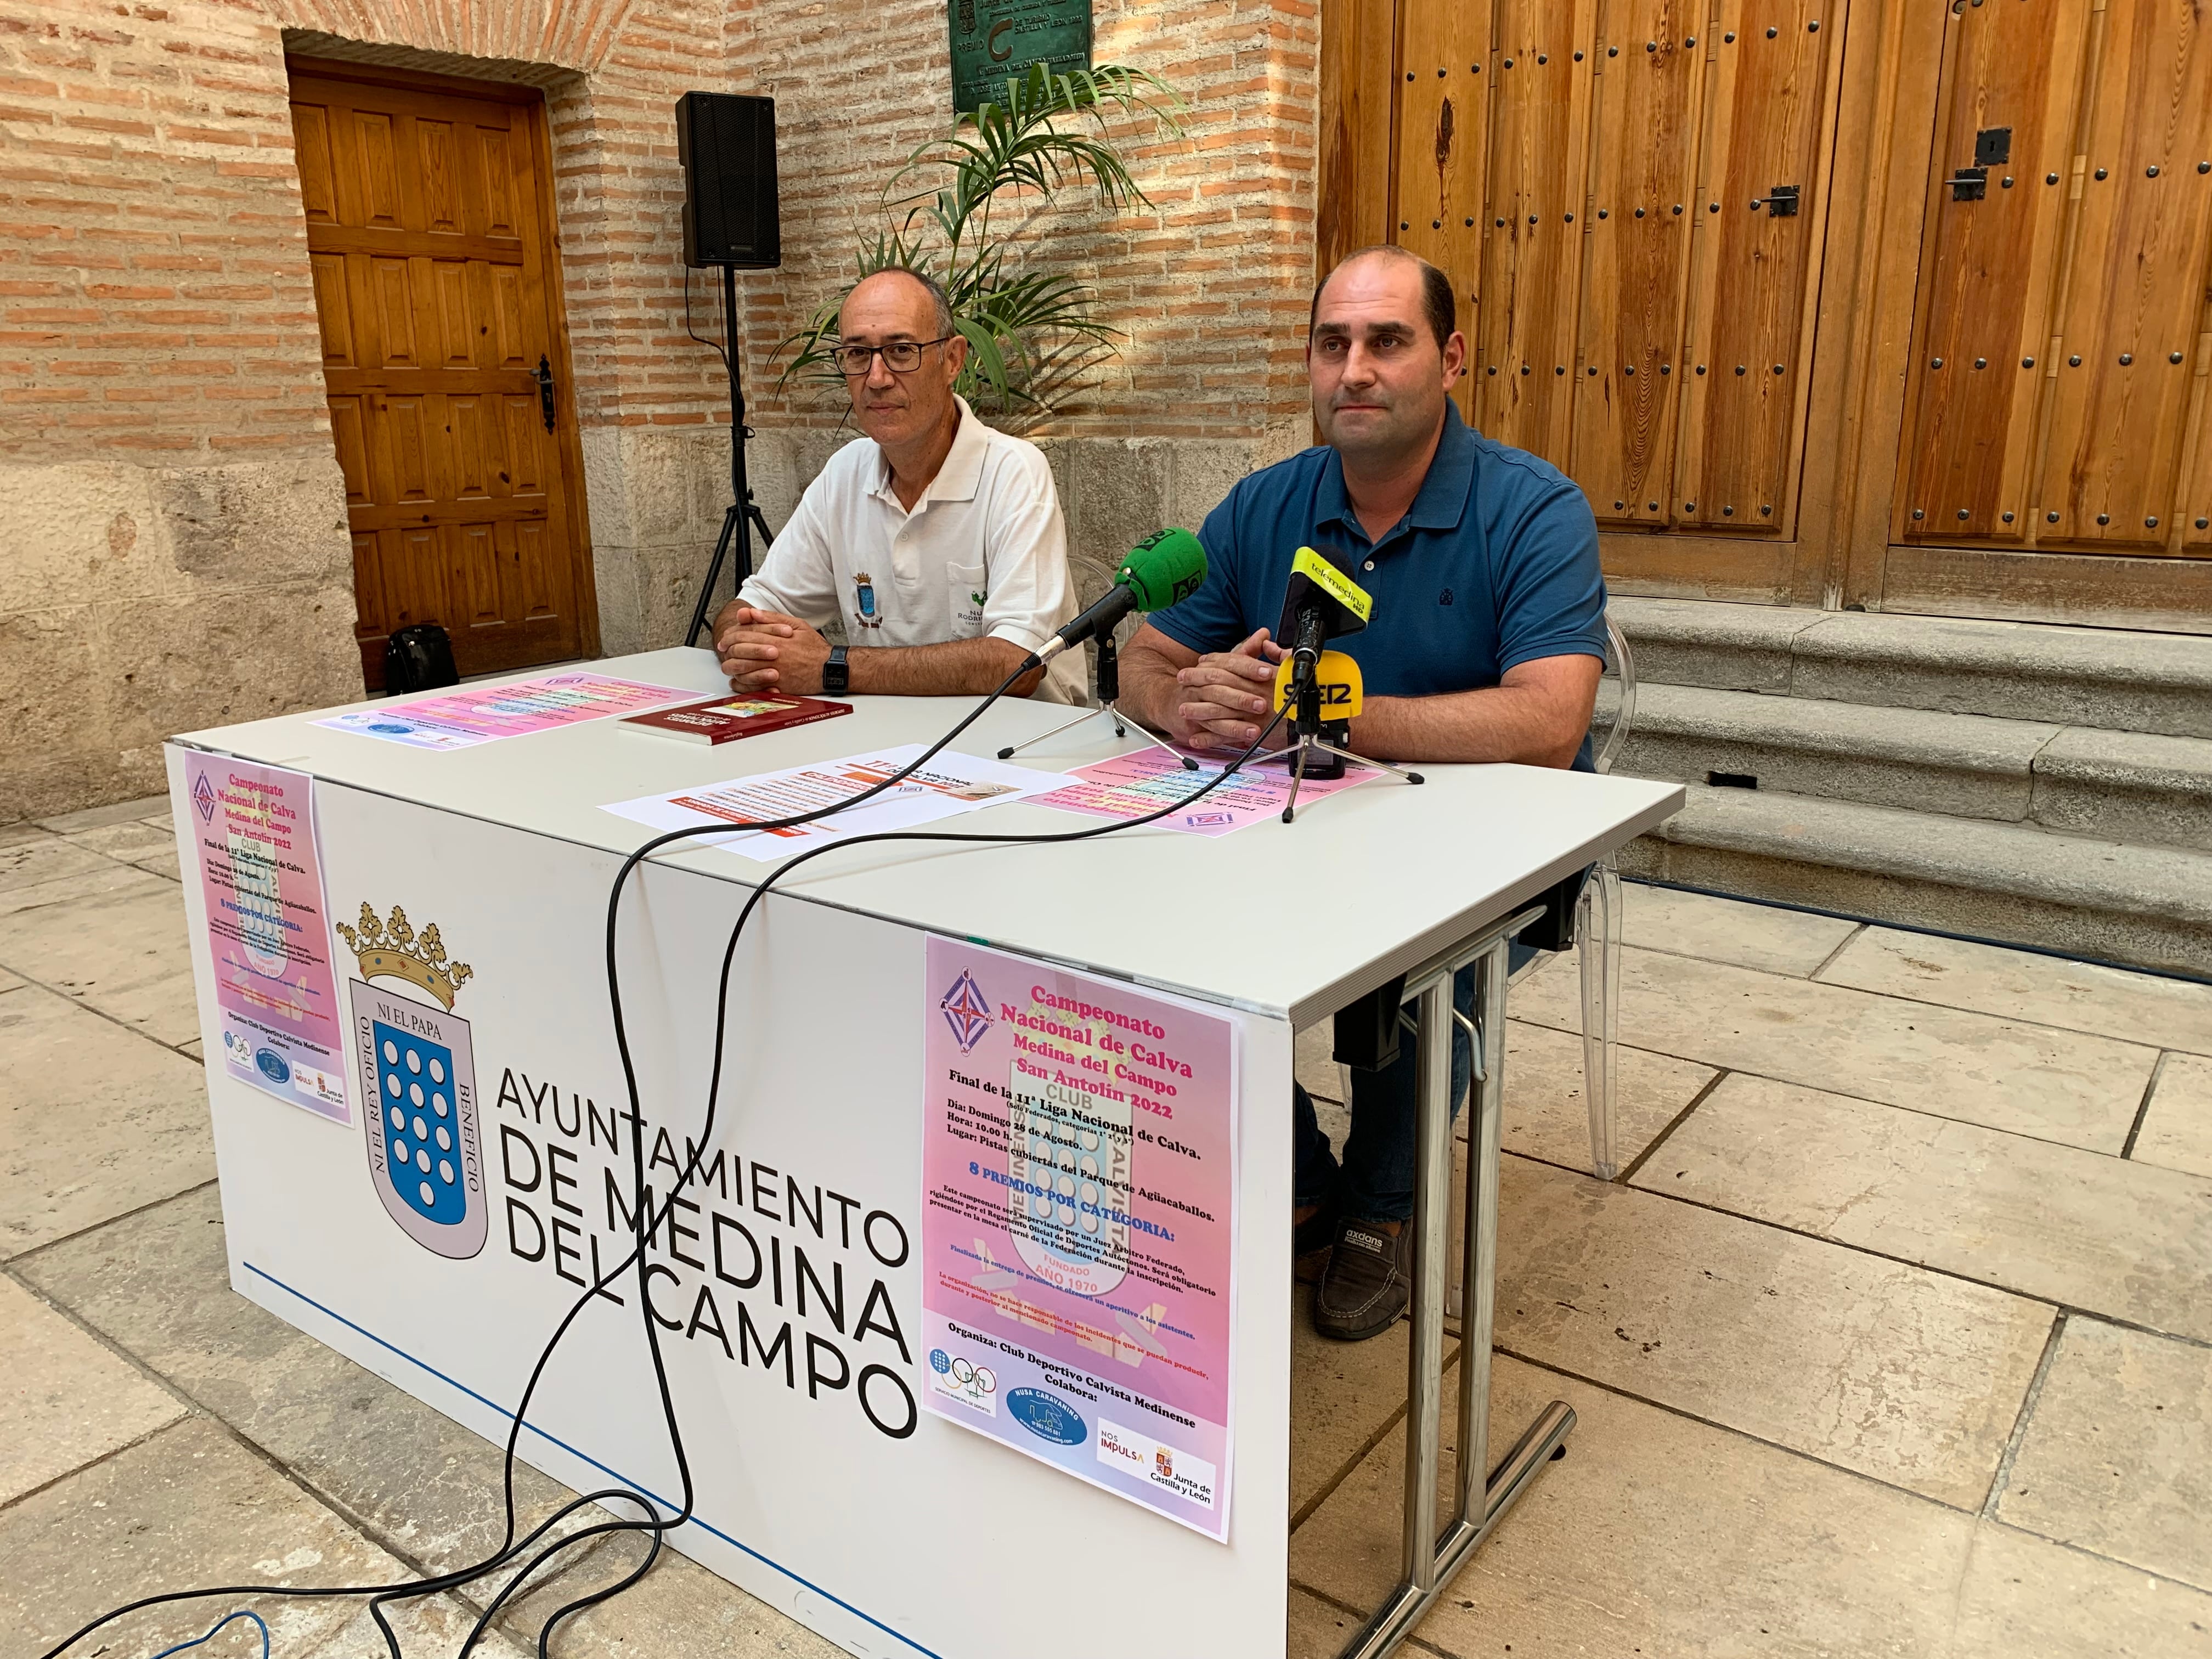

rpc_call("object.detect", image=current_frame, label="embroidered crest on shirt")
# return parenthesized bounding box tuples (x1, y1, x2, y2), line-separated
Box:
(852, 571, 884, 631)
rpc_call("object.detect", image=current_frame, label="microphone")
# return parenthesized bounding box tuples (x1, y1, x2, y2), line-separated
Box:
(1027, 527, 1207, 667)
(1274, 545, 1372, 720)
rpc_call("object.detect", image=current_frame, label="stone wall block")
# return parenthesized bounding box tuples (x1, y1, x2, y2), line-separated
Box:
(107, 583, 363, 757)
(1066, 438, 1173, 604)
(151, 460, 357, 590)
(0, 465, 164, 612)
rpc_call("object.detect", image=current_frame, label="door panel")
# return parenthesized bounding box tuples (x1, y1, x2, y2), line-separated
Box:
(2034, 0, 2212, 549)
(1675, 0, 1836, 535)
(1572, 0, 1707, 527)
(1896, 1, 2090, 541)
(1474, 0, 1600, 459)
(291, 65, 588, 689)
(1391, 0, 1492, 427)
(1319, 0, 1401, 270)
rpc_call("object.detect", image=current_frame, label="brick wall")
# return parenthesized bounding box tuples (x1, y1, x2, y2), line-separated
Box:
(0, 0, 1319, 819)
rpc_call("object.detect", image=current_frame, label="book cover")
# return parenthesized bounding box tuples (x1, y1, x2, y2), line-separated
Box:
(620, 695, 853, 745)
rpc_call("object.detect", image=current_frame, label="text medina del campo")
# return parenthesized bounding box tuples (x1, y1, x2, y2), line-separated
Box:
(1002, 986, 1195, 1117)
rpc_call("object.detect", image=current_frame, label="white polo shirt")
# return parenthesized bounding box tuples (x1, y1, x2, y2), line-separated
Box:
(737, 398, 1085, 703)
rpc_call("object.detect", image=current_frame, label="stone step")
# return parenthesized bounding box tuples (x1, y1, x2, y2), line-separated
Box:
(1622, 783, 2212, 979)
(1599, 684, 2212, 851)
(1612, 597, 2212, 738)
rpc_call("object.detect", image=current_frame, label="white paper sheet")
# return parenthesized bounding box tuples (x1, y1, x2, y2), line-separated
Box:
(600, 744, 1068, 863)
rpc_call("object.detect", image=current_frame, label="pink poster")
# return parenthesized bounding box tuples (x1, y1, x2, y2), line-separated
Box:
(184, 754, 351, 1124)
(1032, 744, 1372, 836)
(314, 672, 691, 751)
(921, 936, 1238, 1539)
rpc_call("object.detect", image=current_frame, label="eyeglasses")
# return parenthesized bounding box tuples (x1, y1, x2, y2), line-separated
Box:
(832, 336, 956, 376)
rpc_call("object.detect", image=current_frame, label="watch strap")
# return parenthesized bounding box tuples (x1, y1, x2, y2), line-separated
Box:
(824, 645, 849, 694)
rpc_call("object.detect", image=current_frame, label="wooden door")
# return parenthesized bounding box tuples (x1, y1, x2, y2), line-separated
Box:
(1894, 0, 2212, 555)
(1318, 0, 1845, 542)
(288, 60, 595, 690)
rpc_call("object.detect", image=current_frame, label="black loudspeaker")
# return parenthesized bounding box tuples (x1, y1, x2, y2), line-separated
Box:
(676, 92, 780, 269)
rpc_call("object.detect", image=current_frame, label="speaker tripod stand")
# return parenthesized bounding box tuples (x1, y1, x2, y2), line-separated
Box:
(995, 630, 1197, 768)
(685, 261, 773, 650)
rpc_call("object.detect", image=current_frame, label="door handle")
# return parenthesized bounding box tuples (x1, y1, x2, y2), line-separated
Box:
(535, 355, 556, 432)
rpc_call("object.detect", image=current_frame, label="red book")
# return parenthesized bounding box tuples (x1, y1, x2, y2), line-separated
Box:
(620, 694, 853, 745)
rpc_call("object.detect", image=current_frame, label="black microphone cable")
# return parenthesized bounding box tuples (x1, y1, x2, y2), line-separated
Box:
(41, 670, 1284, 1659)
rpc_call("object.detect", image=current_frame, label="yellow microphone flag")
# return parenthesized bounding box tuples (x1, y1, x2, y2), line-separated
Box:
(1273, 650, 1364, 718)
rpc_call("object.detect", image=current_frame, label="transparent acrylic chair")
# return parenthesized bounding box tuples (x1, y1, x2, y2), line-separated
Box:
(1508, 611, 1635, 1178)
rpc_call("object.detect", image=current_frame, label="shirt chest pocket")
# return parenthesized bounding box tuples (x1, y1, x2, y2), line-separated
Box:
(947, 561, 988, 637)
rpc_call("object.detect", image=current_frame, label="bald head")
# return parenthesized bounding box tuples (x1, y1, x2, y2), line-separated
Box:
(840, 267, 955, 340)
(1311, 246, 1456, 353)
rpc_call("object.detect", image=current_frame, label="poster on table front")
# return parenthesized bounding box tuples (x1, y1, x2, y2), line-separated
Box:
(182, 753, 351, 1122)
(920, 936, 1237, 1539)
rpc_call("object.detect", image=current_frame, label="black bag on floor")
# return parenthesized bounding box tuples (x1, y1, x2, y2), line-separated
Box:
(383, 623, 459, 696)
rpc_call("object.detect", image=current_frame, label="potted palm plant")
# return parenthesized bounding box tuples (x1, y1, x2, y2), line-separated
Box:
(779, 64, 1186, 423)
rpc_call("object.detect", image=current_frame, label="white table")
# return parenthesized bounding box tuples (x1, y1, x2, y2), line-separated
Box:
(169, 647, 1682, 1659)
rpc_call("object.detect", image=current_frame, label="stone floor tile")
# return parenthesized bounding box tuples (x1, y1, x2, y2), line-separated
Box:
(1636, 1074, 2212, 1342)
(179, 1036, 204, 1061)
(0, 865, 199, 1043)
(0, 985, 215, 1259)
(1290, 1298, 1427, 1521)
(0, 1273, 186, 1505)
(38, 795, 172, 835)
(1515, 945, 2154, 1152)
(495, 1533, 850, 1659)
(1817, 926, 2212, 1056)
(1495, 1156, 2052, 1506)
(1502, 1020, 1715, 1177)
(1292, 1354, 1957, 1657)
(0, 1415, 400, 1659)
(1624, 881, 1862, 977)
(65, 816, 177, 865)
(136, 847, 183, 882)
(1997, 1318, 2212, 1591)
(2134, 1053, 2212, 1181)
(1288, 1586, 1365, 1659)
(0, 832, 116, 898)
(1939, 1519, 2212, 1658)
(1289, 1355, 2212, 1659)
(301, 1591, 536, 1659)
(15, 1184, 586, 1566)
(0, 964, 20, 993)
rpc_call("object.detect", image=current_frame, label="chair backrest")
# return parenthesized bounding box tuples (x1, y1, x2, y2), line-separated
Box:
(1593, 610, 1637, 777)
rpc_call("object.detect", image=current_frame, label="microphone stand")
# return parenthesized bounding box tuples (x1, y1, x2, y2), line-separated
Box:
(1261, 654, 1424, 823)
(996, 630, 1197, 768)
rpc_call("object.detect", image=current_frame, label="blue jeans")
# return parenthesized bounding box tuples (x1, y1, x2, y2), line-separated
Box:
(1295, 941, 1534, 1223)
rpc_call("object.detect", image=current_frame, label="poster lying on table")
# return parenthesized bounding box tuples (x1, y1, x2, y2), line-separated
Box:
(920, 936, 1238, 1539)
(183, 754, 350, 1123)
(1032, 744, 1373, 837)
(316, 672, 692, 751)
(602, 745, 1064, 863)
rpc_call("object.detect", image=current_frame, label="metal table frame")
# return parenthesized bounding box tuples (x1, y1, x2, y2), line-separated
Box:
(1334, 903, 1574, 1659)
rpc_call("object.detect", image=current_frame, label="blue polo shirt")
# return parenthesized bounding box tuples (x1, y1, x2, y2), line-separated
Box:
(1149, 404, 1608, 763)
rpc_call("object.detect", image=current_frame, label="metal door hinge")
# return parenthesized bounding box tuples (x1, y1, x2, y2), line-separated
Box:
(1750, 184, 1800, 216)
(1949, 166, 1988, 201)
(535, 355, 556, 432)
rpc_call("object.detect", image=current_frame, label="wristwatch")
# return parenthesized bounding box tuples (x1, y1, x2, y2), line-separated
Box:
(822, 645, 850, 695)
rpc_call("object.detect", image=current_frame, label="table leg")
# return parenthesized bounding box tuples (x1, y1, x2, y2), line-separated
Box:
(1331, 923, 1576, 1659)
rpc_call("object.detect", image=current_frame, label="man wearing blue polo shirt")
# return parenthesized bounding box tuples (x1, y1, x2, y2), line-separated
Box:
(1117, 244, 1607, 1342)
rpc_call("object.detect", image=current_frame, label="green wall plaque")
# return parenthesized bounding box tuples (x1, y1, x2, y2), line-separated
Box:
(949, 0, 1092, 115)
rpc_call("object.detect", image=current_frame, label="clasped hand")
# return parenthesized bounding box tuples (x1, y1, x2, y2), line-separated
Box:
(714, 606, 830, 694)
(1173, 628, 1285, 750)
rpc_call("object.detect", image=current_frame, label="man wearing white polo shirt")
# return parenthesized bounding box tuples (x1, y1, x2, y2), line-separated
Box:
(712, 267, 1083, 703)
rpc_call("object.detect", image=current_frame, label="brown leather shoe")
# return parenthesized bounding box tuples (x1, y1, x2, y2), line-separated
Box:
(1312, 1216, 1411, 1341)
